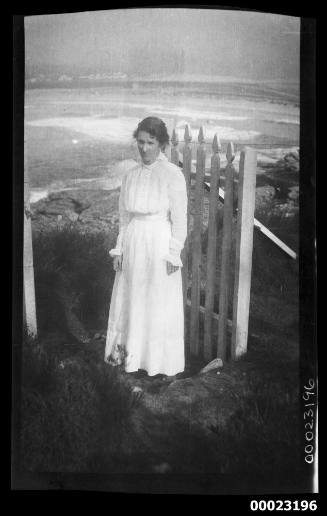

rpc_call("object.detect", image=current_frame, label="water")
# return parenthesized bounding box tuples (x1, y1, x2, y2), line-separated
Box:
(24, 84, 299, 203)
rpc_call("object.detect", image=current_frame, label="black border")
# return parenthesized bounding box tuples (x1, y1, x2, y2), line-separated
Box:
(12, 5, 318, 502)
(299, 16, 317, 495)
(12, 13, 24, 490)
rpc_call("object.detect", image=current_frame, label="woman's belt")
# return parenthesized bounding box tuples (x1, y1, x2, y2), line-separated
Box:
(131, 212, 170, 222)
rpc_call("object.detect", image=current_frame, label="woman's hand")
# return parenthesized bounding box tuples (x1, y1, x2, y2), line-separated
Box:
(166, 261, 179, 275)
(113, 255, 123, 272)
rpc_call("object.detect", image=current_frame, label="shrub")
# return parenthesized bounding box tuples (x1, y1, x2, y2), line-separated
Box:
(32, 227, 117, 335)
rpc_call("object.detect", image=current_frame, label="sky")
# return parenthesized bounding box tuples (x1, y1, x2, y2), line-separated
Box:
(25, 8, 300, 81)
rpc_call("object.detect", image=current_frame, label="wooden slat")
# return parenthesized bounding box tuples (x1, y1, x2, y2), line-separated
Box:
(171, 128, 179, 166)
(190, 127, 206, 356)
(186, 299, 232, 326)
(217, 142, 235, 360)
(182, 125, 192, 192)
(232, 148, 257, 359)
(165, 118, 175, 162)
(203, 134, 221, 361)
(182, 125, 192, 341)
(253, 219, 297, 259)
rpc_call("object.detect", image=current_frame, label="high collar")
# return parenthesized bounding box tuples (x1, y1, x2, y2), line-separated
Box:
(139, 151, 168, 170)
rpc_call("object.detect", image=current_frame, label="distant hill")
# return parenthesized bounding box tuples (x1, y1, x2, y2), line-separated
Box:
(25, 72, 299, 105)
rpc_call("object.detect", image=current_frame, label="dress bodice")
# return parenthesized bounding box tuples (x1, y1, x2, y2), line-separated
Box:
(121, 152, 181, 215)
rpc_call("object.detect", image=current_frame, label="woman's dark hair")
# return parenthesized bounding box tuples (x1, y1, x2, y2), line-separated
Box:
(133, 117, 170, 149)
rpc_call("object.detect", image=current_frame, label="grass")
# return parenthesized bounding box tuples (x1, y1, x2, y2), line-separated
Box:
(118, 337, 305, 493)
(16, 224, 306, 492)
(214, 349, 301, 480)
(20, 227, 144, 473)
(19, 329, 304, 491)
(32, 226, 117, 335)
(255, 200, 299, 252)
(20, 332, 137, 473)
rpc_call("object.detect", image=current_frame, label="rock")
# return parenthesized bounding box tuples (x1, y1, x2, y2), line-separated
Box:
(199, 358, 223, 374)
(276, 150, 299, 173)
(94, 333, 101, 340)
(288, 186, 299, 202)
(31, 189, 120, 234)
(132, 386, 143, 394)
(255, 186, 276, 209)
(118, 369, 246, 463)
(284, 150, 299, 162)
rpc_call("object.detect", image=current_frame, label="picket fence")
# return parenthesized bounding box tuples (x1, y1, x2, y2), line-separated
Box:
(169, 125, 257, 362)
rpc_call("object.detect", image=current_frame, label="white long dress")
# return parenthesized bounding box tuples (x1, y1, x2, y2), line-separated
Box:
(105, 152, 188, 376)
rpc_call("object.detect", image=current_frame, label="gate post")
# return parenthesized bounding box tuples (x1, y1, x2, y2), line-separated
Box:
(231, 147, 257, 359)
(24, 143, 38, 337)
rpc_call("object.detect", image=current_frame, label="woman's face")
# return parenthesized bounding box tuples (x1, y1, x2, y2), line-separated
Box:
(136, 131, 161, 165)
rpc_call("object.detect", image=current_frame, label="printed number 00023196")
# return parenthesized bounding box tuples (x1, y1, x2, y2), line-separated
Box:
(250, 500, 318, 511)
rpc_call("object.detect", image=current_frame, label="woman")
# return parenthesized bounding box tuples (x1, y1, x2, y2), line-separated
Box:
(105, 117, 187, 377)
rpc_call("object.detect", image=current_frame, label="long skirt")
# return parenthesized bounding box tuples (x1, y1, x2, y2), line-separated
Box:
(105, 212, 185, 376)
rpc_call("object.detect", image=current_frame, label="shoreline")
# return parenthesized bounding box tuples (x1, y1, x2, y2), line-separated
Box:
(29, 146, 299, 206)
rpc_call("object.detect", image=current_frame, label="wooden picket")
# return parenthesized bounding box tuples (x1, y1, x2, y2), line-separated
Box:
(189, 127, 206, 355)
(170, 128, 179, 167)
(181, 126, 192, 343)
(203, 135, 221, 361)
(217, 143, 235, 360)
(182, 124, 192, 207)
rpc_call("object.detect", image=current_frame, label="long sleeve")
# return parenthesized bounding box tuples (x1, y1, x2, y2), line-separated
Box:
(164, 167, 188, 267)
(109, 174, 132, 257)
